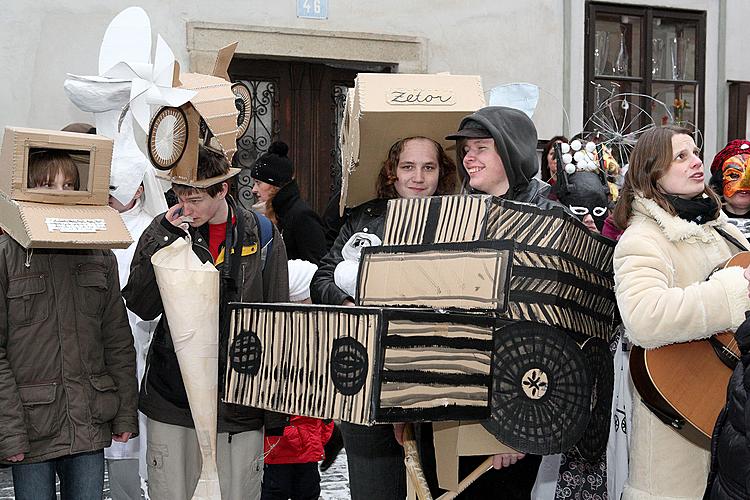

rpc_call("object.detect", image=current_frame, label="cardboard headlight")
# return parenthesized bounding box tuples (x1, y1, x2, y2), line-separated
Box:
(150, 43, 251, 188)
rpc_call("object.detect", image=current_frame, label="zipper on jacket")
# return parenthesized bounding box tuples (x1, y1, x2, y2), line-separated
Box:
(239, 264, 246, 301)
(52, 256, 74, 451)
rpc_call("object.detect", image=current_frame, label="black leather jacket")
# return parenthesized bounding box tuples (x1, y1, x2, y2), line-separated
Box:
(311, 199, 387, 306)
(124, 199, 289, 433)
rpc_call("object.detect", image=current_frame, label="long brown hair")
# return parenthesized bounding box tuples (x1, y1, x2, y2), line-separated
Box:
(612, 125, 720, 229)
(376, 137, 457, 199)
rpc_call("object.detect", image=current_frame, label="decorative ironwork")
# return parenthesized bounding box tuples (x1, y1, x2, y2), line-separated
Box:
(330, 83, 350, 193)
(233, 79, 279, 210)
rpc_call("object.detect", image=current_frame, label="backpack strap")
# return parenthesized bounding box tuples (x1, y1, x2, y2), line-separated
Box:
(250, 210, 274, 270)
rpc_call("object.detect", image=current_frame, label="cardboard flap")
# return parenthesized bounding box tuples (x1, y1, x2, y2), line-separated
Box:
(0, 197, 132, 249)
(340, 74, 485, 210)
(357, 240, 513, 313)
(433, 421, 515, 491)
(179, 73, 238, 163)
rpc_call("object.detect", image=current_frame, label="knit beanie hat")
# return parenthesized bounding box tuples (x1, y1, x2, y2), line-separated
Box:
(710, 139, 750, 175)
(251, 141, 294, 187)
(288, 259, 318, 302)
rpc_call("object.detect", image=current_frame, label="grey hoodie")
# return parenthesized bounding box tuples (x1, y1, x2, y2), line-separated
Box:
(455, 106, 550, 203)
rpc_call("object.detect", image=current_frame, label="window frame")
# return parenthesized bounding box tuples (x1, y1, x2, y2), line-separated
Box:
(584, 2, 706, 140)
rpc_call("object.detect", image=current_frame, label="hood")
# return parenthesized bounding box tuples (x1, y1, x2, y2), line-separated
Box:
(455, 106, 539, 200)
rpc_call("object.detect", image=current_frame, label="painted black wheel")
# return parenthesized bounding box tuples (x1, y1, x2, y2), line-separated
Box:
(482, 322, 592, 455)
(232, 82, 252, 137)
(230, 329, 262, 376)
(148, 106, 188, 170)
(575, 336, 614, 460)
(330, 337, 368, 396)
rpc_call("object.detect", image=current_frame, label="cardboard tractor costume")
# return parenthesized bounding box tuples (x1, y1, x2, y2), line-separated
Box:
(224, 195, 617, 459)
(0, 127, 132, 249)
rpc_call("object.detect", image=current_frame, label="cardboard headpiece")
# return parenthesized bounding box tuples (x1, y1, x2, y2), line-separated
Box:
(64, 7, 178, 216)
(147, 43, 252, 187)
(339, 73, 485, 213)
(0, 127, 132, 249)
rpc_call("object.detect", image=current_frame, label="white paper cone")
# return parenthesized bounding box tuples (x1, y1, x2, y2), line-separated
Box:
(151, 237, 221, 500)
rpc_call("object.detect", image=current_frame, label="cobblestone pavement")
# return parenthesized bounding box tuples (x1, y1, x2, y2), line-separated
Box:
(0, 451, 351, 499)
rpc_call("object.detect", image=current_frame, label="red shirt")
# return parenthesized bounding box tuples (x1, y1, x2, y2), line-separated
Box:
(207, 216, 236, 262)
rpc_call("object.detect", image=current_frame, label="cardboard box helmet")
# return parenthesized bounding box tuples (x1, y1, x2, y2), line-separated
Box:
(339, 73, 486, 213)
(147, 43, 251, 187)
(0, 127, 132, 249)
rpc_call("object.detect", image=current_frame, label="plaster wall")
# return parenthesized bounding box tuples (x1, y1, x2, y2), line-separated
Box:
(1, 0, 744, 159)
(0, 0, 565, 138)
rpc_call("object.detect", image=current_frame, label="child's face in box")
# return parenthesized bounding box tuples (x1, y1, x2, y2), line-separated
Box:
(34, 171, 77, 191)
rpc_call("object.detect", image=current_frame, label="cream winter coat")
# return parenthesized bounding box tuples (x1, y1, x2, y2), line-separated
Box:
(614, 196, 750, 500)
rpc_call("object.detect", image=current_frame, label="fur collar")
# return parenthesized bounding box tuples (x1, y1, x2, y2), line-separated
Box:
(631, 196, 728, 243)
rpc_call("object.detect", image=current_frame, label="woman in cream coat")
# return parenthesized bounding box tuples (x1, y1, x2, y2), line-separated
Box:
(612, 125, 750, 500)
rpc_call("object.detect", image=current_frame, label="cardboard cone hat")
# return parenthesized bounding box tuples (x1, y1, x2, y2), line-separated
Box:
(151, 237, 221, 499)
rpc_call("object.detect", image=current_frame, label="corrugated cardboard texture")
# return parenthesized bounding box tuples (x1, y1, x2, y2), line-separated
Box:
(0, 195, 132, 249)
(357, 243, 512, 312)
(382, 195, 494, 246)
(340, 74, 485, 210)
(0, 127, 113, 206)
(180, 72, 238, 163)
(224, 303, 382, 425)
(224, 303, 497, 425)
(433, 422, 514, 491)
(373, 314, 495, 423)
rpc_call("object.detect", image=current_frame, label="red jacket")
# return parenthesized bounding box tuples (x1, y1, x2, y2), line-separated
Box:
(264, 416, 333, 464)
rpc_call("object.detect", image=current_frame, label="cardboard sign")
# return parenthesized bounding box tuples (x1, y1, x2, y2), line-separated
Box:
(339, 73, 485, 212)
(0, 200, 132, 249)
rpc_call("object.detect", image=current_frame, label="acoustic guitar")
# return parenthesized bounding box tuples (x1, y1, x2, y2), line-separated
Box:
(629, 251, 750, 445)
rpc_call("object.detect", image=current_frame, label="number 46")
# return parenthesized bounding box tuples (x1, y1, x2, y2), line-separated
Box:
(303, 0, 321, 14)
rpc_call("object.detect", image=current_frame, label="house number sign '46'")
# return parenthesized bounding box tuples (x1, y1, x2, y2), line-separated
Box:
(297, 0, 328, 19)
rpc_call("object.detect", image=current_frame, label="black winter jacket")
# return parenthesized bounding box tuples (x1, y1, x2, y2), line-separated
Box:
(123, 198, 289, 434)
(272, 181, 327, 265)
(706, 313, 750, 499)
(311, 199, 387, 306)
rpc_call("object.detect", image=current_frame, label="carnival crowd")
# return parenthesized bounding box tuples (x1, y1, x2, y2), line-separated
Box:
(3, 64, 750, 500)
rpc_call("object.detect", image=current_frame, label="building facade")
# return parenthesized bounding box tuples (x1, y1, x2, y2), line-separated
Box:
(2, 0, 748, 212)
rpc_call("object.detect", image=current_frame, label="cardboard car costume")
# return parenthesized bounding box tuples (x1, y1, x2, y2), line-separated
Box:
(221, 74, 618, 476)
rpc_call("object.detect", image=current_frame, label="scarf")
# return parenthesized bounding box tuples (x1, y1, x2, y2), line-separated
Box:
(663, 194, 719, 225)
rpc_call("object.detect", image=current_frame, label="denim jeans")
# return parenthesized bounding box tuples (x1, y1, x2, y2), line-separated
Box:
(12, 450, 105, 500)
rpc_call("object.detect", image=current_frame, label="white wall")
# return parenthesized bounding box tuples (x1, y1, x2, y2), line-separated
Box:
(0, 0, 566, 138)
(2, 0, 744, 157)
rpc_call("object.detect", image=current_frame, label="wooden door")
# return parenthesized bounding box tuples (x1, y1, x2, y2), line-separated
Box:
(228, 58, 360, 215)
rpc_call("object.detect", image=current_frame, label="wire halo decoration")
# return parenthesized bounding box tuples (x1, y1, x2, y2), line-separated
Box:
(581, 83, 702, 171)
(482, 321, 592, 455)
(148, 106, 189, 171)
